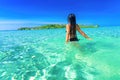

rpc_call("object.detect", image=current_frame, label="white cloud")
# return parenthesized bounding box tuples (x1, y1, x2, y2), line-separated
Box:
(0, 20, 65, 30)
(0, 20, 64, 24)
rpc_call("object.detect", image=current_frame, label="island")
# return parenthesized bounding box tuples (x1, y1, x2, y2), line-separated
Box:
(18, 24, 99, 30)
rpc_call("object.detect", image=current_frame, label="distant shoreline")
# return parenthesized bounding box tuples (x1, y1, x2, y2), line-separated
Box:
(18, 24, 99, 30)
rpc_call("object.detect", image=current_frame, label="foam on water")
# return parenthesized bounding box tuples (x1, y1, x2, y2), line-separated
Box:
(0, 27, 120, 80)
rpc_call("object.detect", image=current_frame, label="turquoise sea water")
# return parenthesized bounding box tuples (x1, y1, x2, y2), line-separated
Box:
(0, 27, 120, 80)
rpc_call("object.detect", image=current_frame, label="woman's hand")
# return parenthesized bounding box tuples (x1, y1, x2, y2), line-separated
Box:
(87, 37, 92, 40)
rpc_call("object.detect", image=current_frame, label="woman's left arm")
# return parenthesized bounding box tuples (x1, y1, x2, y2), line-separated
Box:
(66, 24, 70, 42)
(76, 24, 92, 40)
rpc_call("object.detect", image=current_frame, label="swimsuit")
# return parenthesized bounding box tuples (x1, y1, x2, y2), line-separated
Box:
(69, 37, 79, 41)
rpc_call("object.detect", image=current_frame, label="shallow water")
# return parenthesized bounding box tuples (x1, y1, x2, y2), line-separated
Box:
(0, 27, 120, 80)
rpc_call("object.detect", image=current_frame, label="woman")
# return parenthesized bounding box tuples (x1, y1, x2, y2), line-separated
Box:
(66, 13, 92, 42)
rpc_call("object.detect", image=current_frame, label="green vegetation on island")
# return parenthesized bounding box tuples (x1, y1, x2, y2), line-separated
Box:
(18, 24, 99, 30)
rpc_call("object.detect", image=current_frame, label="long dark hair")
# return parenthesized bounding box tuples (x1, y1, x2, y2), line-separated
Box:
(68, 13, 76, 35)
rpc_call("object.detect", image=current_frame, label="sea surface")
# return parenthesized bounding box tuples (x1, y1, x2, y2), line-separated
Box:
(0, 27, 120, 80)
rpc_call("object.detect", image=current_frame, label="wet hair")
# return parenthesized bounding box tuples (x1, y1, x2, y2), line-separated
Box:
(68, 13, 76, 35)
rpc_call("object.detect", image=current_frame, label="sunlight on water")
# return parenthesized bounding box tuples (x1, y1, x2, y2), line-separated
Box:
(0, 27, 120, 80)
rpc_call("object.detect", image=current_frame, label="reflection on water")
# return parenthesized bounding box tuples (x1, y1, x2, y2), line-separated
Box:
(40, 41, 98, 80)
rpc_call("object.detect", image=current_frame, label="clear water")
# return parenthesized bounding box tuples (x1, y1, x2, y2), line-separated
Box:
(0, 27, 120, 80)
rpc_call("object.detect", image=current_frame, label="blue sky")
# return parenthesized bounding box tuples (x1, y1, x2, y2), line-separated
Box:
(0, 0, 120, 30)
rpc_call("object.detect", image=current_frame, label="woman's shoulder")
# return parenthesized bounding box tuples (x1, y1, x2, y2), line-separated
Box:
(66, 24, 71, 28)
(76, 24, 79, 26)
(66, 24, 70, 26)
(76, 24, 81, 29)
(76, 24, 80, 27)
